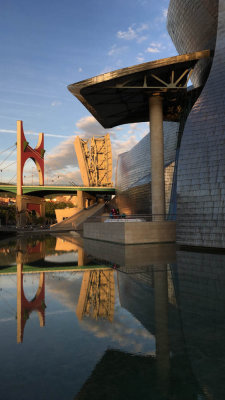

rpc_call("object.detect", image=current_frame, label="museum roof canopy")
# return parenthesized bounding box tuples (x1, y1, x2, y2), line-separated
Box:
(68, 50, 211, 128)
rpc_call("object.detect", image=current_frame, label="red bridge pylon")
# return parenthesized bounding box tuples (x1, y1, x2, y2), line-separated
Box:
(17, 120, 45, 195)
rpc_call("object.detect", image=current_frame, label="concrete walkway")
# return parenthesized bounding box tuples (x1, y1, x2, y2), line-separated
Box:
(50, 202, 105, 232)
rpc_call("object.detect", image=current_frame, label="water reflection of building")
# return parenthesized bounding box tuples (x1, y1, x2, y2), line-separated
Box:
(74, 239, 225, 399)
(117, 249, 225, 400)
(76, 270, 115, 322)
(75, 259, 202, 400)
(83, 238, 176, 270)
(15, 237, 46, 265)
(17, 263, 45, 343)
(55, 235, 88, 267)
(176, 250, 225, 400)
(9, 234, 225, 399)
(0, 238, 46, 269)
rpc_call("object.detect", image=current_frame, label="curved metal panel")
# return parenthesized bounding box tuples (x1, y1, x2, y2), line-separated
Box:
(116, 122, 179, 215)
(176, 0, 225, 247)
(167, 0, 218, 87)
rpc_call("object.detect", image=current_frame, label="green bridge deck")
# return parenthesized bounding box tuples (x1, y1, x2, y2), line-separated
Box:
(0, 185, 115, 197)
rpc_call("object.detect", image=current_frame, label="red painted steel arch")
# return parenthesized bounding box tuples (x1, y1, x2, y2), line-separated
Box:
(17, 120, 44, 191)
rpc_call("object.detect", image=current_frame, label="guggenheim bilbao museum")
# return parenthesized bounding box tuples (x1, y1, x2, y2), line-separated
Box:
(68, 0, 225, 249)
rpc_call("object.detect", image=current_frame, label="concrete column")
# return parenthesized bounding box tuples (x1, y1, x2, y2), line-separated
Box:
(77, 191, 85, 209)
(149, 96, 165, 221)
(16, 195, 26, 228)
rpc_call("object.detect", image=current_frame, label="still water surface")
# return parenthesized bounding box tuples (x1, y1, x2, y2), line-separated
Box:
(0, 233, 224, 399)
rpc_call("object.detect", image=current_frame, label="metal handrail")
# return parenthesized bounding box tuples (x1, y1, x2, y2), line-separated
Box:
(87, 213, 177, 222)
(87, 212, 225, 222)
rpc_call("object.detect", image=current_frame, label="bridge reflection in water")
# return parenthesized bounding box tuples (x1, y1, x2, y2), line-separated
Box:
(13, 234, 116, 343)
(3, 234, 225, 399)
(74, 240, 177, 399)
(16, 265, 46, 344)
(76, 270, 115, 322)
(15, 238, 46, 343)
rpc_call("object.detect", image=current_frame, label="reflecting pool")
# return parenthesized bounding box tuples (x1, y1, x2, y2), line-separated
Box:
(0, 233, 225, 399)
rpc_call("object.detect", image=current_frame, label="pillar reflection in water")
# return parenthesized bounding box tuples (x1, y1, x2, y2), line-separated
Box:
(154, 264, 169, 396)
(17, 262, 46, 343)
(76, 270, 115, 321)
(78, 246, 88, 267)
(55, 236, 88, 267)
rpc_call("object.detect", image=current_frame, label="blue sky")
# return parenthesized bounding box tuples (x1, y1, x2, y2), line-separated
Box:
(0, 0, 176, 185)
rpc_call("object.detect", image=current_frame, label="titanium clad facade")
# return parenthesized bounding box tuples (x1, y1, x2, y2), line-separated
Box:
(167, 0, 218, 87)
(171, 0, 225, 247)
(116, 0, 225, 248)
(116, 122, 179, 215)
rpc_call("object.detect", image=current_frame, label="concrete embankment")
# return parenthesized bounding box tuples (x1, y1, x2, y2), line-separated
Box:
(50, 202, 105, 232)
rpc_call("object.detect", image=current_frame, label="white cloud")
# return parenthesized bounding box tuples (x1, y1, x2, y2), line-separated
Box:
(127, 122, 148, 138)
(136, 23, 149, 32)
(145, 41, 165, 54)
(46, 274, 155, 355)
(150, 41, 161, 48)
(78, 67, 83, 72)
(51, 100, 62, 107)
(127, 123, 138, 135)
(162, 8, 168, 19)
(45, 136, 77, 173)
(154, 7, 169, 25)
(108, 44, 128, 57)
(112, 135, 138, 160)
(117, 26, 137, 40)
(136, 35, 147, 44)
(80, 309, 155, 354)
(146, 47, 160, 53)
(76, 115, 116, 138)
(48, 170, 82, 185)
(0, 128, 70, 138)
(117, 23, 149, 43)
(0, 129, 17, 134)
(136, 53, 145, 63)
(137, 0, 148, 5)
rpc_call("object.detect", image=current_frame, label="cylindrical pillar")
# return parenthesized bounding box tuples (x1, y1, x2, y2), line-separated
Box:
(149, 96, 165, 221)
(154, 264, 170, 396)
(77, 191, 85, 209)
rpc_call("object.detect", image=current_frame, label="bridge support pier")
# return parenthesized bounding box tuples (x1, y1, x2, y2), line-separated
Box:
(77, 191, 98, 210)
(77, 191, 86, 209)
(16, 120, 45, 228)
(16, 195, 45, 227)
